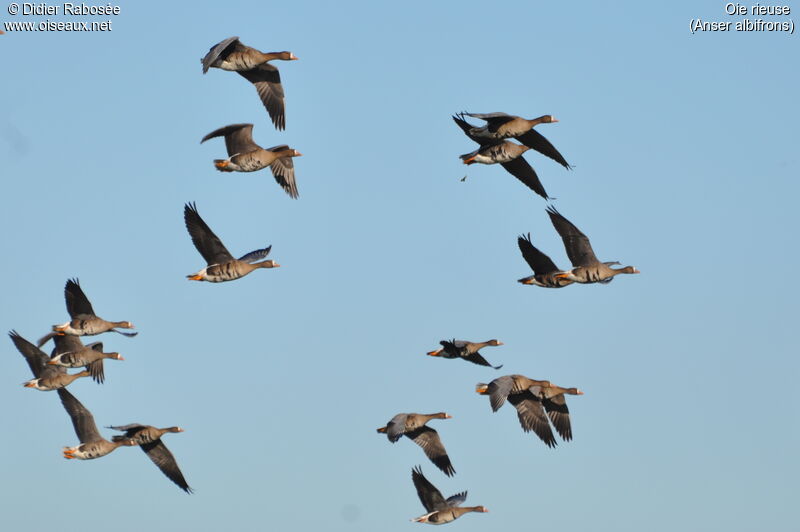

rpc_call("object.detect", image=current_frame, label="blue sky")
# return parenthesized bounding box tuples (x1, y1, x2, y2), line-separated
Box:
(1, 1, 798, 530)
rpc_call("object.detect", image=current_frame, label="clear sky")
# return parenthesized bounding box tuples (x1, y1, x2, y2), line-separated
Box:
(1, 1, 798, 530)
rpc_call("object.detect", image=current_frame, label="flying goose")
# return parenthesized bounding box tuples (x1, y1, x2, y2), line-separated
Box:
(9, 331, 91, 391)
(453, 114, 551, 200)
(476, 375, 583, 447)
(377, 412, 456, 476)
(201, 123, 301, 199)
(184, 202, 280, 283)
(48, 335, 123, 384)
(427, 339, 503, 369)
(410, 466, 487, 524)
(516, 233, 573, 288)
(37, 279, 137, 346)
(461, 112, 571, 169)
(546, 206, 640, 284)
(107, 424, 191, 493)
(59, 388, 136, 460)
(201, 37, 297, 130)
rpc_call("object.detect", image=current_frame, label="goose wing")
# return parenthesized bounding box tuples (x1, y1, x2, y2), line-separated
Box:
(406, 426, 455, 477)
(184, 202, 234, 266)
(201, 123, 260, 156)
(546, 206, 599, 267)
(57, 388, 102, 443)
(238, 65, 286, 130)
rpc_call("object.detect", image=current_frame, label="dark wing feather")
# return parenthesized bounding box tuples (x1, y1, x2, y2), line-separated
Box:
(464, 112, 516, 133)
(438, 340, 462, 359)
(485, 376, 515, 412)
(265, 147, 298, 199)
(65, 279, 95, 318)
(86, 359, 104, 384)
(508, 391, 557, 448)
(141, 440, 192, 493)
(238, 64, 286, 130)
(462, 351, 502, 369)
(201, 36, 239, 73)
(200, 123, 260, 156)
(543, 394, 572, 441)
(406, 426, 455, 477)
(500, 157, 550, 200)
(238, 246, 272, 263)
(518, 233, 560, 275)
(546, 206, 599, 267)
(445, 491, 467, 507)
(451, 114, 496, 146)
(412, 466, 447, 512)
(57, 388, 102, 443)
(385, 414, 408, 442)
(183, 203, 234, 265)
(516, 129, 571, 169)
(107, 423, 146, 433)
(9, 331, 51, 377)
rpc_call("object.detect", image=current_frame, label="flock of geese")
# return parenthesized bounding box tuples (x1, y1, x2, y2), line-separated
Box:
(9, 36, 640, 523)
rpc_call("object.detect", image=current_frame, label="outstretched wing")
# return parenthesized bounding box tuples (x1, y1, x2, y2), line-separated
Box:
(516, 129, 571, 169)
(518, 233, 560, 275)
(462, 351, 502, 369)
(485, 375, 514, 412)
(464, 111, 516, 133)
(412, 466, 447, 512)
(183, 203, 234, 266)
(546, 206, 599, 267)
(9, 331, 52, 378)
(451, 114, 497, 146)
(406, 426, 455, 477)
(265, 145, 299, 198)
(508, 391, 557, 448)
(543, 394, 573, 441)
(57, 388, 102, 443)
(201, 36, 239, 73)
(201, 123, 260, 156)
(238, 65, 286, 130)
(65, 279, 95, 318)
(238, 246, 272, 263)
(500, 157, 550, 200)
(141, 440, 193, 493)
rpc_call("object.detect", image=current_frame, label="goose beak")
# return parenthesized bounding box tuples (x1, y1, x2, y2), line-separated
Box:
(475, 384, 488, 394)
(23, 382, 35, 388)
(496, 341, 504, 346)
(289, 53, 298, 60)
(632, 268, 641, 274)
(186, 274, 203, 281)
(47, 360, 58, 365)
(577, 390, 585, 395)
(376, 427, 387, 433)
(427, 349, 442, 357)
(462, 156, 476, 165)
(272, 262, 281, 268)
(444, 414, 452, 419)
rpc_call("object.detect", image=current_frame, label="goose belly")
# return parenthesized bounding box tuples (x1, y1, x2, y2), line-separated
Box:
(204, 262, 247, 282)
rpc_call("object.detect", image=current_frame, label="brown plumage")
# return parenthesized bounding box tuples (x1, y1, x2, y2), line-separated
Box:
(453, 114, 553, 200)
(476, 375, 583, 447)
(377, 413, 456, 476)
(201, 37, 298, 130)
(516, 233, 573, 288)
(38, 279, 137, 347)
(462, 112, 571, 169)
(411, 466, 487, 525)
(9, 331, 91, 391)
(49, 336, 122, 384)
(108, 424, 191, 493)
(201, 123, 301, 199)
(59, 388, 136, 460)
(546, 206, 640, 284)
(426, 339, 503, 369)
(184, 202, 280, 283)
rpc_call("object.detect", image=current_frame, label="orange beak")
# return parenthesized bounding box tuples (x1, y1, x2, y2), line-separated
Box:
(376, 427, 387, 433)
(462, 156, 476, 165)
(187, 274, 204, 281)
(427, 349, 442, 357)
